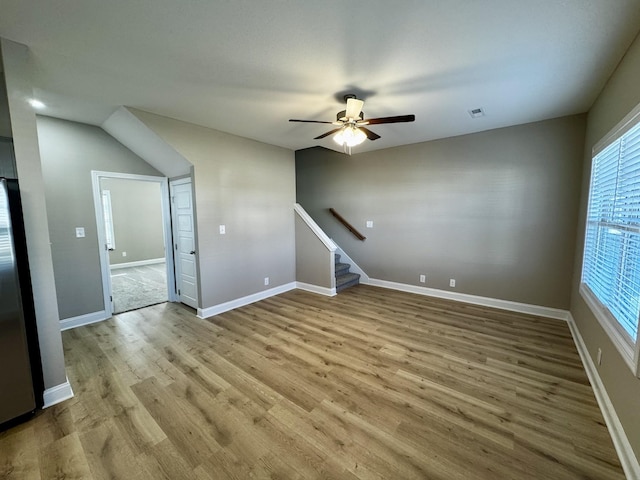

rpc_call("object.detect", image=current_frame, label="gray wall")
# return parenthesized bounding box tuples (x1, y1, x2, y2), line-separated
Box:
(570, 30, 640, 460)
(36, 116, 162, 320)
(0, 137, 16, 179)
(1, 39, 66, 391)
(131, 109, 296, 309)
(101, 178, 165, 265)
(295, 214, 333, 289)
(297, 114, 586, 310)
(1, 61, 17, 178)
(0, 64, 13, 138)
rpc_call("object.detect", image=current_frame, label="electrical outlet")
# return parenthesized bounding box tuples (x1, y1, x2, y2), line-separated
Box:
(366, 220, 373, 228)
(122, 251, 127, 257)
(449, 278, 456, 287)
(597, 348, 602, 366)
(75, 227, 85, 238)
(264, 277, 269, 286)
(419, 274, 426, 283)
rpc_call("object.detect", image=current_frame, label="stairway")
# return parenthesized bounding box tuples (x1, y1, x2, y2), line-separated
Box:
(335, 254, 360, 292)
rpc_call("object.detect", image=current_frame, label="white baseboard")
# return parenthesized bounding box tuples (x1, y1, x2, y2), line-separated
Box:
(367, 278, 570, 321)
(43, 377, 74, 408)
(60, 310, 110, 331)
(110, 257, 165, 270)
(197, 282, 297, 318)
(296, 282, 336, 297)
(566, 314, 640, 479)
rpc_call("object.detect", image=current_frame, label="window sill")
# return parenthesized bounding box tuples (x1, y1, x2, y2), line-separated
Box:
(579, 283, 638, 376)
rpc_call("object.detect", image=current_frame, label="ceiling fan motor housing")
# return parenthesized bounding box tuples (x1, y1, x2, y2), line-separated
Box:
(337, 110, 364, 122)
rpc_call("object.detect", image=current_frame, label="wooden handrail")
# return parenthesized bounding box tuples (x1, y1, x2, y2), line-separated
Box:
(329, 208, 366, 241)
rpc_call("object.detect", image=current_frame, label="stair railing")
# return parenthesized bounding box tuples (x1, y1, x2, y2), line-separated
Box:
(329, 208, 366, 241)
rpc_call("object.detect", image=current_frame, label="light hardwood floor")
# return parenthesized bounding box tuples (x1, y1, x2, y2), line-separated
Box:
(0, 286, 625, 479)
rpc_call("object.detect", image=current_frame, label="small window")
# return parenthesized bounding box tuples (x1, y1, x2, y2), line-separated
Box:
(581, 105, 640, 374)
(102, 190, 116, 250)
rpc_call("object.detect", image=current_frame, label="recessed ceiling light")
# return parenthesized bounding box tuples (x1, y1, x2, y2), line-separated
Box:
(468, 107, 485, 118)
(28, 99, 46, 109)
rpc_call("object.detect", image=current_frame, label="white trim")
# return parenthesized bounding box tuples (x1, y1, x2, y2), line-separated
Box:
(197, 282, 297, 318)
(593, 99, 640, 156)
(92, 171, 115, 315)
(170, 176, 192, 186)
(333, 243, 370, 284)
(60, 310, 110, 331)
(367, 278, 570, 320)
(92, 171, 178, 318)
(579, 284, 636, 373)
(43, 377, 74, 408)
(91, 170, 169, 183)
(294, 204, 337, 252)
(110, 258, 165, 270)
(296, 282, 336, 297)
(566, 313, 640, 480)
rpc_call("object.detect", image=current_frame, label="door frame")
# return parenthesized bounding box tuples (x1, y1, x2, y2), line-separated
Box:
(91, 170, 177, 316)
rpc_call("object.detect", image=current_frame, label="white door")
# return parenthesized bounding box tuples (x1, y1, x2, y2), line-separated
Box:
(170, 178, 199, 309)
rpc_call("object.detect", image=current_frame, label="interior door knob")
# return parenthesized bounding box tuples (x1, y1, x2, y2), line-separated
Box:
(189, 250, 196, 255)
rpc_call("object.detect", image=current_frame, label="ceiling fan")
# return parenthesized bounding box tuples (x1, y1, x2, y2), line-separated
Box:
(289, 94, 415, 150)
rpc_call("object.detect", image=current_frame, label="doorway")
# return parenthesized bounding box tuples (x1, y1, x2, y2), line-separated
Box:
(92, 171, 176, 315)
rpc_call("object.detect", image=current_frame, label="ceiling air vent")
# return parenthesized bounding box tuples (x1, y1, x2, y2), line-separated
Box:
(468, 107, 485, 118)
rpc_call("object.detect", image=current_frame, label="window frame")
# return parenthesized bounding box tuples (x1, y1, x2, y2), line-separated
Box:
(580, 101, 640, 377)
(101, 189, 116, 251)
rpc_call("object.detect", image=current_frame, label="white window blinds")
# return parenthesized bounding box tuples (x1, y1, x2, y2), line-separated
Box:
(582, 120, 640, 342)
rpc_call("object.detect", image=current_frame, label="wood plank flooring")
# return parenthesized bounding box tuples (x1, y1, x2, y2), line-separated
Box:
(0, 285, 625, 479)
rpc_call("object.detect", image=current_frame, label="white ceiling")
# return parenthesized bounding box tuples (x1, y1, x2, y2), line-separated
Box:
(1, 1, 640, 154)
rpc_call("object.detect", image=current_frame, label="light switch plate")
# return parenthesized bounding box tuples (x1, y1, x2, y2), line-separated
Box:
(219, 225, 226, 234)
(75, 227, 85, 238)
(366, 220, 373, 228)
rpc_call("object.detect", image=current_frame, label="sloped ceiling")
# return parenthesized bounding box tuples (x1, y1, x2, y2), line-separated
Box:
(102, 107, 192, 178)
(1, 1, 640, 153)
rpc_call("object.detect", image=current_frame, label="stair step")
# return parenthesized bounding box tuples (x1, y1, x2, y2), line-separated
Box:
(334, 252, 359, 292)
(335, 262, 351, 275)
(336, 272, 360, 292)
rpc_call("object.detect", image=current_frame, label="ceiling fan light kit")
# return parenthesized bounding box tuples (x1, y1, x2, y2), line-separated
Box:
(289, 95, 415, 153)
(334, 125, 367, 147)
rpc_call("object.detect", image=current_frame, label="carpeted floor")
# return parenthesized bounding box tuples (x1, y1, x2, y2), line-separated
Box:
(110, 263, 168, 313)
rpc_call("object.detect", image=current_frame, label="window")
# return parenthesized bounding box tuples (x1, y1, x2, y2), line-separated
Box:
(581, 105, 640, 374)
(101, 190, 116, 250)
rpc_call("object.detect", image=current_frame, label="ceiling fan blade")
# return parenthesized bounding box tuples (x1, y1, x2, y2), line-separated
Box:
(314, 127, 344, 140)
(345, 98, 364, 119)
(289, 119, 334, 124)
(359, 127, 381, 141)
(366, 114, 415, 125)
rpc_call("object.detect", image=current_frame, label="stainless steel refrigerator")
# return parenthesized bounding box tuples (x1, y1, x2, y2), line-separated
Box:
(0, 177, 44, 429)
